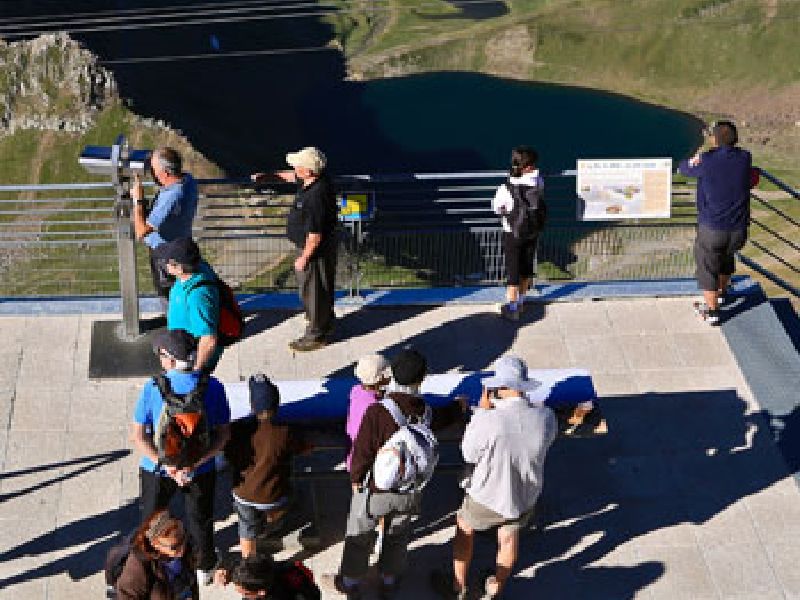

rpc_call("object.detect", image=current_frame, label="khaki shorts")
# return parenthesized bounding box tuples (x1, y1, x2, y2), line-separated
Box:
(457, 494, 533, 534)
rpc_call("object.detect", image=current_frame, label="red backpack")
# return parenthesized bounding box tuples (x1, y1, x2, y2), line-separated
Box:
(188, 278, 244, 346)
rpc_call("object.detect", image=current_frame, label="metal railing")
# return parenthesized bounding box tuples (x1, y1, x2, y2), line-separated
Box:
(6, 165, 798, 302)
(738, 169, 800, 298)
(0, 171, 705, 298)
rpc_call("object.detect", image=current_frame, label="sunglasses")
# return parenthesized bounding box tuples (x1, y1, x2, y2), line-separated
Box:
(153, 536, 185, 553)
(152, 525, 186, 553)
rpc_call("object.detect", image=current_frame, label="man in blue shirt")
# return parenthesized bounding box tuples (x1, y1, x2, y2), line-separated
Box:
(130, 328, 230, 583)
(131, 147, 199, 301)
(153, 237, 223, 373)
(678, 120, 757, 325)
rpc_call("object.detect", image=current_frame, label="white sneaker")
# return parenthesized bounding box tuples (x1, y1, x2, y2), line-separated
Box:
(693, 301, 720, 326)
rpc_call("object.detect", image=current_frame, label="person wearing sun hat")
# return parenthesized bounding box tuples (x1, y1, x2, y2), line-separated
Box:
(345, 354, 391, 471)
(432, 355, 557, 600)
(251, 147, 338, 352)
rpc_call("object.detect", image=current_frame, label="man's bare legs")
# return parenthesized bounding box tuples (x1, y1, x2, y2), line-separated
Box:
(506, 278, 530, 306)
(718, 274, 731, 298)
(703, 273, 732, 312)
(702, 289, 720, 312)
(485, 527, 519, 597)
(452, 516, 474, 594)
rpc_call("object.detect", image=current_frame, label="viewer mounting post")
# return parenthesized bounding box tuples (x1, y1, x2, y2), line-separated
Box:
(81, 137, 163, 379)
(111, 135, 141, 340)
(80, 135, 151, 341)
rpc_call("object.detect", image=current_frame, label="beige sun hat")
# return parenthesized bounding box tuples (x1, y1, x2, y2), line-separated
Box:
(355, 353, 390, 386)
(286, 146, 327, 173)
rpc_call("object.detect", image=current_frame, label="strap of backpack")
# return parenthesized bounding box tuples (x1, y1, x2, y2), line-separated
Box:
(186, 277, 221, 295)
(380, 397, 407, 427)
(153, 374, 180, 406)
(184, 372, 210, 405)
(504, 179, 523, 208)
(154, 373, 209, 407)
(421, 404, 432, 427)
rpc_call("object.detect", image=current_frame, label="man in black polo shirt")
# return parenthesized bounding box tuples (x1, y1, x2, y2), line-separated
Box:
(253, 147, 338, 351)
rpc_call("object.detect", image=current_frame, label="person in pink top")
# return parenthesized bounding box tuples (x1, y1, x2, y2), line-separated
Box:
(346, 354, 391, 471)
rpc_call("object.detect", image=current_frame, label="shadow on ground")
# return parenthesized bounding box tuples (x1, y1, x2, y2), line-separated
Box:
(241, 309, 298, 341)
(327, 307, 543, 380)
(2, 386, 797, 597)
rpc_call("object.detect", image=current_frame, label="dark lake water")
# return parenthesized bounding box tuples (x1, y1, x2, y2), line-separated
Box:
(2, 1, 702, 175)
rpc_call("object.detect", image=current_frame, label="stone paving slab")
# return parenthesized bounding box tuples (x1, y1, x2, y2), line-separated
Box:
(0, 296, 797, 599)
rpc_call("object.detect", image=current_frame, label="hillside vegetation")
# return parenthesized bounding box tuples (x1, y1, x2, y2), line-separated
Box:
(0, 33, 220, 185)
(328, 0, 800, 303)
(328, 0, 800, 185)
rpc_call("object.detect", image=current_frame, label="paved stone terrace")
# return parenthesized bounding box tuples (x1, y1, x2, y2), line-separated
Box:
(1, 296, 799, 599)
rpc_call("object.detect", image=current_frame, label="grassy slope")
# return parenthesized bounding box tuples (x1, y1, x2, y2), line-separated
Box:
(0, 102, 221, 185)
(327, 0, 800, 302)
(331, 0, 800, 182)
(0, 101, 223, 295)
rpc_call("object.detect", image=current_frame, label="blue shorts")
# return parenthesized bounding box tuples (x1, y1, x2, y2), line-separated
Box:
(234, 497, 287, 540)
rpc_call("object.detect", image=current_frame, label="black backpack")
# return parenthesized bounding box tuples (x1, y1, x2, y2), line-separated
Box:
(153, 373, 212, 469)
(104, 534, 134, 592)
(505, 180, 546, 240)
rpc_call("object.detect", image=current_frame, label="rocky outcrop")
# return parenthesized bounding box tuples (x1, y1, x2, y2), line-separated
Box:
(0, 33, 116, 134)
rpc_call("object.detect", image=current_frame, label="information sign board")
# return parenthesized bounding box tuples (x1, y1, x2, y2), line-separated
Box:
(577, 158, 672, 220)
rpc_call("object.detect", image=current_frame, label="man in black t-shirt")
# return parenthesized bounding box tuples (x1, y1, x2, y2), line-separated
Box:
(252, 147, 338, 351)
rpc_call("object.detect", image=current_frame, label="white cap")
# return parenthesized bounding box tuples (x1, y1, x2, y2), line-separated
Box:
(355, 354, 390, 386)
(483, 355, 541, 393)
(286, 146, 326, 173)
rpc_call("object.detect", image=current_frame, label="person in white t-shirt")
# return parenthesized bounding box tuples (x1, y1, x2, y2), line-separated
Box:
(491, 146, 545, 321)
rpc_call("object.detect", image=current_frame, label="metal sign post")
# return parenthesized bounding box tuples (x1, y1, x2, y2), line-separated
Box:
(110, 135, 141, 340)
(338, 191, 376, 301)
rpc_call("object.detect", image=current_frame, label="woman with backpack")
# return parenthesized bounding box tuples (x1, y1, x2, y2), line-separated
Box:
(115, 509, 199, 600)
(492, 146, 546, 322)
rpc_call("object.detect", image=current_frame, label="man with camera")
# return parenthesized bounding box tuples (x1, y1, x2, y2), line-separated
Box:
(678, 120, 758, 325)
(432, 355, 556, 599)
(131, 146, 199, 302)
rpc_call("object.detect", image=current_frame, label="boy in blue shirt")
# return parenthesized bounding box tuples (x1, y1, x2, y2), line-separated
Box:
(153, 237, 224, 373)
(130, 328, 231, 584)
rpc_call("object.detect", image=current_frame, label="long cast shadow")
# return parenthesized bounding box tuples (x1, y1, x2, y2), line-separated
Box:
(0, 501, 140, 586)
(510, 390, 798, 598)
(2, 387, 796, 595)
(404, 389, 798, 598)
(0, 449, 130, 504)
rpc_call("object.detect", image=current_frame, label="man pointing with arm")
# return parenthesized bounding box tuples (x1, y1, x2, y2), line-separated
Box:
(253, 147, 338, 352)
